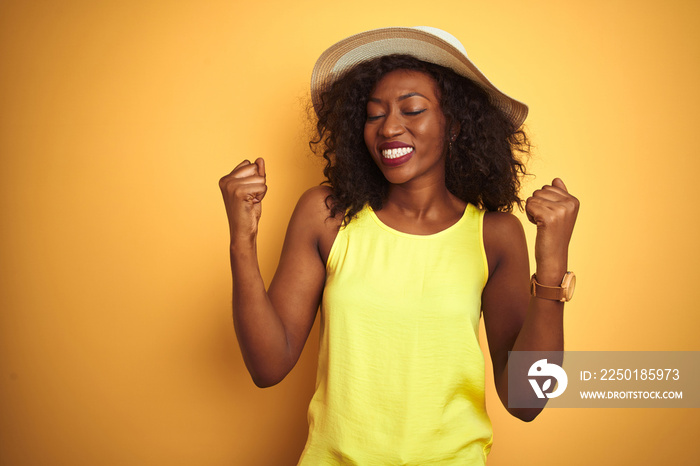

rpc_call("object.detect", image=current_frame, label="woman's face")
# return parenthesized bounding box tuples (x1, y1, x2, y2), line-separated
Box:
(364, 69, 447, 187)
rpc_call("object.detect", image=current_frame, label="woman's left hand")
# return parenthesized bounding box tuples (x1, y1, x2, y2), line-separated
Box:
(525, 178, 580, 277)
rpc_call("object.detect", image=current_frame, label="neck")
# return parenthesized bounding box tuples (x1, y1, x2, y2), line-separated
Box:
(384, 179, 458, 219)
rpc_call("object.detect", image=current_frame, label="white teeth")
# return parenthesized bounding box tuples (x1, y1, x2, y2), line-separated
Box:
(381, 147, 414, 159)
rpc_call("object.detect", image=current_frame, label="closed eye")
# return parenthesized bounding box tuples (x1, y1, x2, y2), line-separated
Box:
(366, 109, 426, 121)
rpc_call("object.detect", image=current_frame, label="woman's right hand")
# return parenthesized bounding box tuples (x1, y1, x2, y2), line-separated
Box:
(219, 158, 267, 245)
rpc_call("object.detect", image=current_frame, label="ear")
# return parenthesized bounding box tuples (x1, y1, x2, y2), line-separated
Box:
(449, 120, 461, 141)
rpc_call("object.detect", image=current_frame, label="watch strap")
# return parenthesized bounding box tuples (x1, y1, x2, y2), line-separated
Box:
(530, 273, 575, 302)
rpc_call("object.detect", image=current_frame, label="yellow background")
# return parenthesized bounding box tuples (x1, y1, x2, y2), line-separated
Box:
(1, 0, 698, 464)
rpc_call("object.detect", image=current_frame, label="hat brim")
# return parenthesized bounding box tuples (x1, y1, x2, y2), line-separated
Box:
(311, 27, 528, 129)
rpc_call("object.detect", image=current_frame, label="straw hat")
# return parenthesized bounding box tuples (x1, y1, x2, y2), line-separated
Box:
(310, 26, 528, 128)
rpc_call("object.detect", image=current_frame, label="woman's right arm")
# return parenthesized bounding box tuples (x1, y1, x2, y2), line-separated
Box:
(219, 158, 331, 387)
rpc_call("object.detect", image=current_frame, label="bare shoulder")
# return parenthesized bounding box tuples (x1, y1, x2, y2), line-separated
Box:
(483, 211, 527, 276)
(289, 185, 342, 263)
(295, 185, 333, 217)
(484, 211, 525, 240)
(293, 186, 342, 227)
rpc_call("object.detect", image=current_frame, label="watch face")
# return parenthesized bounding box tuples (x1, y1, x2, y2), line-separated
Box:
(563, 272, 576, 301)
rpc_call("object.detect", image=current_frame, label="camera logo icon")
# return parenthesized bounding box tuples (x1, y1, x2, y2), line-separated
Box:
(528, 359, 568, 399)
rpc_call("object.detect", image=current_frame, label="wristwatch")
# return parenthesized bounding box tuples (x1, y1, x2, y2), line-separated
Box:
(530, 272, 576, 302)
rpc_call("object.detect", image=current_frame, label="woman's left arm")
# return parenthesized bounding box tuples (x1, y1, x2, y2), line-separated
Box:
(482, 178, 579, 421)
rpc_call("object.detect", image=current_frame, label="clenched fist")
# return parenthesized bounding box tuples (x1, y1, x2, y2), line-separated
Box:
(219, 158, 268, 245)
(525, 178, 579, 279)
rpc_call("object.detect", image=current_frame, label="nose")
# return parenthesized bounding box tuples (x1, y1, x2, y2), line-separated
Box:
(379, 111, 404, 138)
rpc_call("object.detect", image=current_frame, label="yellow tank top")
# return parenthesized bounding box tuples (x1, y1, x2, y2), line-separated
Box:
(299, 204, 492, 465)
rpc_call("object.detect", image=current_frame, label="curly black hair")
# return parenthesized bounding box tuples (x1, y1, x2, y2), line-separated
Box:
(310, 54, 530, 225)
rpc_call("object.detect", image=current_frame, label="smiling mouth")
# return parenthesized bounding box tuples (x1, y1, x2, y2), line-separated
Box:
(381, 147, 414, 159)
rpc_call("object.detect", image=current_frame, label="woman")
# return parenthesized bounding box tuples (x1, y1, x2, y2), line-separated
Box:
(220, 27, 579, 464)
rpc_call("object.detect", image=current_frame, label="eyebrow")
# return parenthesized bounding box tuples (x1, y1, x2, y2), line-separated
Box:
(368, 92, 429, 103)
